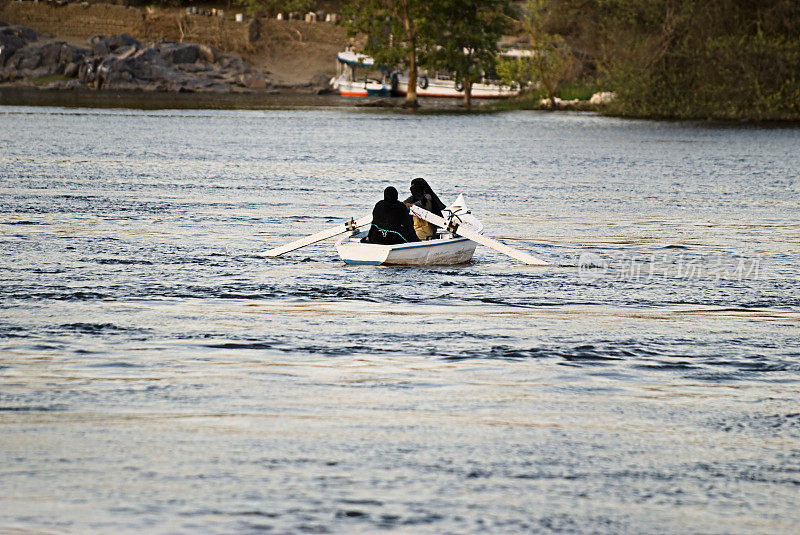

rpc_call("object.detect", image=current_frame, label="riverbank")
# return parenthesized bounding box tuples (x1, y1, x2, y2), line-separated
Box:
(0, 85, 493, 111)
(0, 0, 347, 87)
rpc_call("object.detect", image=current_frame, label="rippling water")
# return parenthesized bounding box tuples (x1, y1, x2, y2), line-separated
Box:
(1, 106, 799, 534)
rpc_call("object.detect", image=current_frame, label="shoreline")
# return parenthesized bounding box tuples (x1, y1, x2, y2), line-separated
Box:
(4, 87, 797, 124)
(0, 86, 497, 111)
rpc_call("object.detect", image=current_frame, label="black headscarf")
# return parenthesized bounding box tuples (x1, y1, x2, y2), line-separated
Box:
(404, 177, 446, 217)
(366, 186, 419, 244)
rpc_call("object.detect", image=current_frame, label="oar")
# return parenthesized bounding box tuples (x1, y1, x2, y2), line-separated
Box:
(409, 205, 550, 266)
(260, 213, 372, 257)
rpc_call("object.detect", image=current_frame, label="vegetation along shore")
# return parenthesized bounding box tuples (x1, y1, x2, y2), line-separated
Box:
(2, 0, 798, 120)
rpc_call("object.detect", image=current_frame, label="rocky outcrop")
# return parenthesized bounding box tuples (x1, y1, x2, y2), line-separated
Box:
(0, 22, 38, 66)
(0, 23, 270, 92)
(589, 91, 617, 106)
(538, 92, 618, 111)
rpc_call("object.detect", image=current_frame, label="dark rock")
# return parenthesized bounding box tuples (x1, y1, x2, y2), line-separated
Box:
(92, 40, 110, 57)
(239, 71, 266, 89)
(5, 31, 267, 94)
(310, 73, 332, 88)
(176, 62, 211, 73)
(59, 43, 89, 65)
(4, 51, 22, 70)
(63, 61, 79, 78)
(160, 43, 199, 64)
(112, 44, 137, 58)
(0, 33, 24, 66)
(0, 69, 16, 82)
(19, 46, 42, 71)
(0, 25, 38, 66)
(29, 65, 56, 78)
(39, 42, 63, 67)
(197, 44, 218, 64)
(131, 47, 159, 62)
(218, 55, 247, 72)
(107, 33, 138, 50)
(1, 25, 37, 44)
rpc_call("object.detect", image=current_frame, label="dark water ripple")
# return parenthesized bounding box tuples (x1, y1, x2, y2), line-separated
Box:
(1, 107, 799, 534)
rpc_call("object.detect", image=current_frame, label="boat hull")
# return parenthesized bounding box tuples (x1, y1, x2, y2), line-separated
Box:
(395, 78, 518, 99)
(336, 237, 477, 266)
(335, 78, 390, 97)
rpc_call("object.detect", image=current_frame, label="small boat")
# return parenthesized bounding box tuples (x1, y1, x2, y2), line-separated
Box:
(261, 193, 549, 266)
(332, 51, 391, 97)
(335, 195, 483, 266)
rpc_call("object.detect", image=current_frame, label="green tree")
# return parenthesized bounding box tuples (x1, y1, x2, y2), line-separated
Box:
(547, 0, 800, 120)
(427, 0, 514, 108)
(496, 0, 578, 107)
(341, 0, 432, 107)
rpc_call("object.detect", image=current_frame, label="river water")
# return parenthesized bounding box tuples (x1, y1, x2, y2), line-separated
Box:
(1, 105, 799, 534)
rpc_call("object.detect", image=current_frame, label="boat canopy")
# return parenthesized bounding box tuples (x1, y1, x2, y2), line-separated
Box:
(500, 49, 537, 58)
(337, 51, 375, 67)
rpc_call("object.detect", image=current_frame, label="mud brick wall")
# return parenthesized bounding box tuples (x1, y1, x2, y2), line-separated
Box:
(0, 2, 145, 37)
(0, 1, 253, 52)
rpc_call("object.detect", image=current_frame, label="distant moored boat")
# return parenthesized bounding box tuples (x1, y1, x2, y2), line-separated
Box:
(332, 50, 391, 97)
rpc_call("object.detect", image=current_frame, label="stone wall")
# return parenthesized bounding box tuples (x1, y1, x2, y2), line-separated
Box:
(0, 2, 145, 38)
(0, 1, 255, 52)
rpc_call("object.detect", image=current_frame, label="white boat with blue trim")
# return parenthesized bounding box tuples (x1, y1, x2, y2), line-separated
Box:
(335, 194, 483, 266)
(332, 50, 390, 97)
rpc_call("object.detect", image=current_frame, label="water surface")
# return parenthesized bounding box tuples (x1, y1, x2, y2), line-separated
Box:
(1, 106, 799, 534)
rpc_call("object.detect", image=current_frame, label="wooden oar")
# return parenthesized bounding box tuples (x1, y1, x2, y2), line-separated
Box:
(409, 205, 550, 266)
(260, 213, 372, 257)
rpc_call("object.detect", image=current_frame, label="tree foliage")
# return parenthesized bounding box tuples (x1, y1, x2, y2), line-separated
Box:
(549, 0, 800, 120)
(496, 0, 578, 106)
(426, 0, 514, 108)
(341, 0, 432, 107)
(341, 0, 513, 108)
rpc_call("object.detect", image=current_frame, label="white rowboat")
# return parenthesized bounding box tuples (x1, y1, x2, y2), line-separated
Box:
(261, 193, 549, 266)
(335, 195, 482, 266)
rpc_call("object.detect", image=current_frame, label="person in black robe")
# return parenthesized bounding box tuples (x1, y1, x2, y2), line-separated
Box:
(403, 177, 447, 240)
(403, 177, 446, 217)
(364, 186, 419, 244)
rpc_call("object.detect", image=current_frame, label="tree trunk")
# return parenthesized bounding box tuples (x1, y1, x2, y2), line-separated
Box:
(400, 0, 419, 108)
(540, 68, 557, 108)
(463, 79, 472, 109)
(406, 44, 419, 108)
